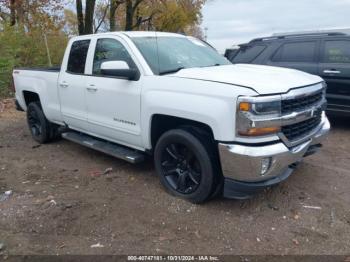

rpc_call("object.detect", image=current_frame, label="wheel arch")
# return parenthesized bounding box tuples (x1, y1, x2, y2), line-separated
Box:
(23, 91, 41, 107)
(150, 114, 215, 151)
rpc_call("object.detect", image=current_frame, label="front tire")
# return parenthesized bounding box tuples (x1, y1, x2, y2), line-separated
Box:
(154, 129, 217, 204)
(26, 102, 59, 144)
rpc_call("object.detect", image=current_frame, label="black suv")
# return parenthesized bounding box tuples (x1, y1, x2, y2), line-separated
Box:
(227, 32, 350, 116)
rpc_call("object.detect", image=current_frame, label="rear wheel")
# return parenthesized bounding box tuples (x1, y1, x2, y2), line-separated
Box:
(27, 102, 60, 144)
(154, 128, 218, 203)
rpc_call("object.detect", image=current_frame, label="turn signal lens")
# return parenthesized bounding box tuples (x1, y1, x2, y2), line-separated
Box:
(239, 127, 281, 136)
(239, 102, 251, 111)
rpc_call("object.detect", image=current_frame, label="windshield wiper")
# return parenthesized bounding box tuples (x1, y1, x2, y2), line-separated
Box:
(200, 63, 222, 68)
(159, 67, 185, 75)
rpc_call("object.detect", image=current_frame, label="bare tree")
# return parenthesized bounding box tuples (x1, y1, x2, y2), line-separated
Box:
(124, 0, 145, 31)
(9, 0, 15, 26)
(109, 0, 124, 31)
(76, 0, 84, 34)
(76, 0, 96, 35)
(95, 1, 109, 33)
(85, 0, 96, 34)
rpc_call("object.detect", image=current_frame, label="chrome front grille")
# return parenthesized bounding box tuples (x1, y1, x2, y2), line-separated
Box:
(281, 90, 323, 114)
(281, 109, 322, 141)
(279, 84, 326, 146)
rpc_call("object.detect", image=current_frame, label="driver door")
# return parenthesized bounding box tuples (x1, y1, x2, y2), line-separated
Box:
(85, 37, 142, 148)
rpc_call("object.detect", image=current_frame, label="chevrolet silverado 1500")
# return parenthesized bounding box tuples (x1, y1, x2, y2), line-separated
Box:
(13, 32, 330, 203)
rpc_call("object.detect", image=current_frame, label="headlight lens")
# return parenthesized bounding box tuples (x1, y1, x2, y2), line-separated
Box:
(252, 101, 281, 115)
(239, 100, 281, 115)
(237, 97, 282, 137)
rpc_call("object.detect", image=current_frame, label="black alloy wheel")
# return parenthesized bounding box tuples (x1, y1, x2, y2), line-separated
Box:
(161, 143, 202, 194)
(154, 128, 218, 203)
(28, 107, 42, 138)
(26, 102, 59, 143)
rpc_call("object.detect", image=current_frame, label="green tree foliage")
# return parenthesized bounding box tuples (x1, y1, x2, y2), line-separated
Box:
(0, 0, 206, 98)
(100, 0, 206, 34)
(0, 0, 68, 97)
(0, 26, 67, 97)
(152, 0, 204, 33)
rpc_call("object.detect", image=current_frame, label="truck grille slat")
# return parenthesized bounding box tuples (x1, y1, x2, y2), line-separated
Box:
(281, 91, 323, 114)
(282, 110, 322, 141)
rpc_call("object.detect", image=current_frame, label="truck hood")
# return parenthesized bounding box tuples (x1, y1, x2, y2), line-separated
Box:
(169, 64, 323, 95)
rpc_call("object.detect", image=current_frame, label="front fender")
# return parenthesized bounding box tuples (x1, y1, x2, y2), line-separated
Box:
(142, 90, 235, 149)
(140, 76, 258, 149)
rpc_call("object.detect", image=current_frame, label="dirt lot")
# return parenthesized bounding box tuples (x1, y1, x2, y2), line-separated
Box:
(0, 98, 349, 256)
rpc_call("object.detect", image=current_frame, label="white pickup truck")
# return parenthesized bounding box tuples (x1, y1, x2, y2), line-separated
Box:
(13, 32, 330, 203)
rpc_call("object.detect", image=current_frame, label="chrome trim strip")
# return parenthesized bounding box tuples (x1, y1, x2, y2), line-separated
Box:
(246, 99, 326, 128)
(278, 111, 327, 147)
(238, 94, 281, 103)
(281, 82, 324, 100)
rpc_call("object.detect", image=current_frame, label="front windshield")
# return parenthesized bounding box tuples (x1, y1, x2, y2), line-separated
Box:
(131, 36, 231, 75)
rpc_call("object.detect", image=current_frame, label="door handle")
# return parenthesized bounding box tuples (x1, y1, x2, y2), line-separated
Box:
(86, 84, 98, 92)
(59, 82, 69, 88)
(323, 69, 341, 74)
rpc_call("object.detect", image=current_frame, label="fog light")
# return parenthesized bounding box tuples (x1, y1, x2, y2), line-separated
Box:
(261, 157, 272, 176)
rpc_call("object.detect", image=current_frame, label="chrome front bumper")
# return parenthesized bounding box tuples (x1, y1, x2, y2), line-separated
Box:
(219, 113, 330, 183)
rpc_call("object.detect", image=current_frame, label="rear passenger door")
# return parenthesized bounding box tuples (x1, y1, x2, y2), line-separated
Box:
(267, 40, 319, 75)
(319, 39, 350, 109)
(58, 39, 90, 131)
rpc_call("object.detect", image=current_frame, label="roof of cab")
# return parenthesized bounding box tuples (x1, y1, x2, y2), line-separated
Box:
(122, 31, 186, 38)
(70, 31, 186, 41)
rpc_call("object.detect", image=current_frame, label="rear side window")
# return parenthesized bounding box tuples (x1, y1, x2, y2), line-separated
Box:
(231, 45, 266, 63)
(323, 40, 350, 63)
(67, 40, 90, 74)
(272, 41, 316, 62)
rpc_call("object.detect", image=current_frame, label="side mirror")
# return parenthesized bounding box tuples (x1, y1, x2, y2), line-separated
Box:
(100, 61, 139, 81)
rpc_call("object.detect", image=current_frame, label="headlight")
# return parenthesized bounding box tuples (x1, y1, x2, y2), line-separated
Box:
(237, 96, 281, 137)
(240, 100, 281, 115)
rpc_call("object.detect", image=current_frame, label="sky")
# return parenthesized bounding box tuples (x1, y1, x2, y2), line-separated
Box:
(201, 0, 350, 53)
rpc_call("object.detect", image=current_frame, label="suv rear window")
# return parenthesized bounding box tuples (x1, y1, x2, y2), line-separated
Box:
(67, 40, 91, 74)
(324, 40, 350, 63)
(231, 45, 266, 63)
(272, 41, 316, 62)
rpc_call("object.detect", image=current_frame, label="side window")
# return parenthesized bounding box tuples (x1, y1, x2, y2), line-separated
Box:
(93, 38, 136, 75)
(231, 45, 266, 63)
(323, 40, 350, 63)
(67, 40, 90, 74)
(272, 41, 316, 62)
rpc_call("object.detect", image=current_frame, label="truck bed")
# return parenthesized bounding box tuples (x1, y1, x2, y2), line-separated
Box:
(13, 67, 62, 124)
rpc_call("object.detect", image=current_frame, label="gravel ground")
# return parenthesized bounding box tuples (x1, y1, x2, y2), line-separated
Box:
(0, 99, 349, 256)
